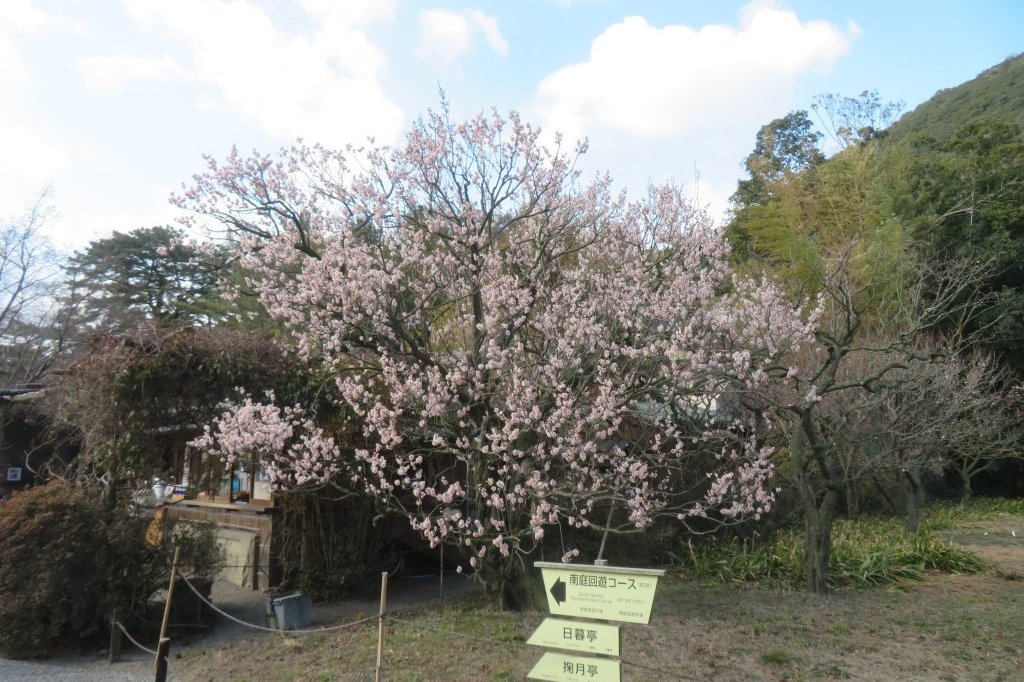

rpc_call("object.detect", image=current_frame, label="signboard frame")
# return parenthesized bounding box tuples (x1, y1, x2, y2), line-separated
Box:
(534, 562, 665, 625)
(528, 651, 621, 682)
(526, 617, 620, 657)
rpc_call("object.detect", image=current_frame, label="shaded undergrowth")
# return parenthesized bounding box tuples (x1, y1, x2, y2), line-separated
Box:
(672, 501, 1005, 589)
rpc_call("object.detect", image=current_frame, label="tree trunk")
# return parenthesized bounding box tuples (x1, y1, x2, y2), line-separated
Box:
(959, 467, 974, 502)
(802, 489, 836, 595)
(872, 475, 901, 516)
(477, 554, 545, 611)
(901, 468, 923, 533)
(844, 481, 859, 518)
(499, 567, 545, 611)
(792, 412, 839, 595)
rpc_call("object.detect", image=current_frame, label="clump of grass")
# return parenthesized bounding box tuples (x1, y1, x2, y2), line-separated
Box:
(759, 650, 797, 665)
(674, 513, 986, 589)
(923, 498, 1024, 530)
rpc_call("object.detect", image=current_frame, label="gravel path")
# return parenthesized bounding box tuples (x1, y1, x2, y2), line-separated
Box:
(0, 657, 153, 681)
(0, 572, 476, 681)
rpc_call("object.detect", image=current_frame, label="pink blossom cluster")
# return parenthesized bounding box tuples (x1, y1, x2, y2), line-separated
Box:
(179, 106, 816, 569)
(189, 390, 340, 489)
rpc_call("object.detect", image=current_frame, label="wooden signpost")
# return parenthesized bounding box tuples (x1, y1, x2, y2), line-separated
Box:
(529, 652, 621, 682)
(526, 617, 620, 657)
(528, 562, 665, 681)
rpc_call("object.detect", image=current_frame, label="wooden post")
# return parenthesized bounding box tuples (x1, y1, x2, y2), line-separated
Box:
(154, 637, 170, 682)
(156, 546, 180, 670)
(251, 536, 261, 592)
(248, 457, 256, 501)
(375, 571, 388, 682)
(439, 543, 444, 604)
(108, 618, 122, 664)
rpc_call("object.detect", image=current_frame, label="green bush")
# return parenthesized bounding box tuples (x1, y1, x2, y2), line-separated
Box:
(674, 514, 986, 589)
(0, 482, 163, 657)
(170, 520, 224, 580)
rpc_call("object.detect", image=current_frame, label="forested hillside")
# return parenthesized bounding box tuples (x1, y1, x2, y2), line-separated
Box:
(725, 52, 1024, 528)
(889, 53, 1024, 147)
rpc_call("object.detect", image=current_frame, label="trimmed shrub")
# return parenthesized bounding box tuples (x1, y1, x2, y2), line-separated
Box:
(0, 481, 162, 657)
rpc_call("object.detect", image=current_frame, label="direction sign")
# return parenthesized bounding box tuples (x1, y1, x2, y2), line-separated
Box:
(535, 562, 664, 624)
(528, 651, 621, 682)
(527, 617, 620, 657)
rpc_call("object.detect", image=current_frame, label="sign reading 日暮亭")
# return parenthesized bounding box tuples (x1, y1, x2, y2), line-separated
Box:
(526, 617, 620, 657)
(535, 562, 665, 624)
(528, 651, 621, 682)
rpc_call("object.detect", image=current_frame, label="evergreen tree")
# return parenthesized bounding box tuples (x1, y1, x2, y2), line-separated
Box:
(66, 226, 226, 330)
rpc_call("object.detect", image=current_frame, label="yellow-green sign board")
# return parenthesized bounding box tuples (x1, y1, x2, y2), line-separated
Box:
(535, 562, 665, 624)
(527, 617, 620, 657)
(528, 652, 621, 682)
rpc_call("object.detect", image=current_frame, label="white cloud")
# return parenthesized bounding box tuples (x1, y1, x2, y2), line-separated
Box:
(0, 1, 70, 211)
(0, 125, 68, 213)
(534, 0, 855, 140)
(548, 0, 614, 6)
(116, 0, 404, 147)
(415, 8, 508, 67)
(298, 0, 396, 29)
(77, 54, 186, 91)
(41, 183, 196, 251)
(49, 204, 190, 252)
(0, 0, 48, 91)
(691, 175, 734, 227)
(0, 0, 49, 33)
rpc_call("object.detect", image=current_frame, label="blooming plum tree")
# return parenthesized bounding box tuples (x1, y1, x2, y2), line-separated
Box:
(179, 106, 816, 603)
(190, 390, 341, 489)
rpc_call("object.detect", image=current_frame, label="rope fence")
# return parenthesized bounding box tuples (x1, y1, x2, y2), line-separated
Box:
(112, 620, 158, 657)
(179, 574, 378, 634)
(113, 567, 698, 681)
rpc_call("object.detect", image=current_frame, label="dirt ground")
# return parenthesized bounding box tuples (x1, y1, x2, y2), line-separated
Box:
(937, 513, 1024, 578)
(170, 514, 1024, 681)
(6, 513, 1022, 681)
(639, 512, 1022, 682)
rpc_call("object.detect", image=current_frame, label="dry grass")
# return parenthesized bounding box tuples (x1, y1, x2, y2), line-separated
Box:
(175, 510, 1024, 682)
(175, 573, 1024, 681)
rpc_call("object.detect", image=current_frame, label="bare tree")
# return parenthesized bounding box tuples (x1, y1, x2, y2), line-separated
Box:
(0, 187, 72, 386)
(746, 247, 998, 593)
(811, 90, 904, 150)
(935, 355, 1022, 500)
(823, 344, 1017, 532)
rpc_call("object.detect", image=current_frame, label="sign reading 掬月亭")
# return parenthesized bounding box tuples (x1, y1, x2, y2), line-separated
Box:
(528, 651, 621, 682)
(526, 617, 619, 657)
(534, 562, 665, 624)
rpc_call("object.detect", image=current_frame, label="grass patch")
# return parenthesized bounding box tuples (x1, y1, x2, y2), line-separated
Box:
(759, 649, 797, 665)
(674, 509, 987, 589)
(921, 497, 1024, 530)
(173, 570, 1024, 682)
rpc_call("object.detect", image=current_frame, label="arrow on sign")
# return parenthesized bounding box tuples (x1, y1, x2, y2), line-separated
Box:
(549, 577, 566, 605)
(536, 562, 665, 624)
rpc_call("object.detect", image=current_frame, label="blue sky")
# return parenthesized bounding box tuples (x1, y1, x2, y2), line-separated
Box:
(2, 0, 1022, 249)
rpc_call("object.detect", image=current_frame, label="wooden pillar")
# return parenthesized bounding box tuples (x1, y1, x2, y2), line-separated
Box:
(251, 536, 261, 591)
(154, 638, 170, 682)
(156, 546, 180, 671)
(108, 618, 122, 664)
(375, 571, 388, 682)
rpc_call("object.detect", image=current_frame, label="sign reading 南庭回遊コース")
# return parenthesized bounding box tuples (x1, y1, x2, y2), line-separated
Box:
(528, 562, 665, 681)
(534, 562, 664, 625)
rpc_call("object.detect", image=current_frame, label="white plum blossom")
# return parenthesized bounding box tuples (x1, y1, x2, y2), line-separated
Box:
(189, 390, 340, 488)
(179, 105, 816, 585)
